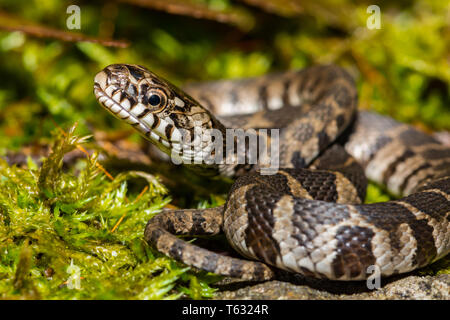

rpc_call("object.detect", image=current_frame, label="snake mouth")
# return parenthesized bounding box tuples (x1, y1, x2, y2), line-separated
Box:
(93, 70, 180, 151)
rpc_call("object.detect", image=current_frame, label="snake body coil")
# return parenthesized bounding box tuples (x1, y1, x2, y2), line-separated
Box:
(94, 64, 449, 281)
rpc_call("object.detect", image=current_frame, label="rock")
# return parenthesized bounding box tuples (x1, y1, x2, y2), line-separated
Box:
(214, 274, 449, 300)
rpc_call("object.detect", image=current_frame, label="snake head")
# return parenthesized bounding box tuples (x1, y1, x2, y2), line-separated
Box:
(94, 64, 223, 162)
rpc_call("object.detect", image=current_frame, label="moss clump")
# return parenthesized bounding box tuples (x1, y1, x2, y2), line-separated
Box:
(0, 125, 219, 299)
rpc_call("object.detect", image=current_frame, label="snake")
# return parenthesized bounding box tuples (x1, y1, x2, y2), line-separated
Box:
(93, 64, 449, 281)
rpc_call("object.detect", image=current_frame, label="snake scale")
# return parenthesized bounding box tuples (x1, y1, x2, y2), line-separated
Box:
(94, 64, 449, 281)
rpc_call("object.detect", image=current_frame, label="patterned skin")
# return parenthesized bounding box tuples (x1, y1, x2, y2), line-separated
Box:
(94, 64, 449, 280)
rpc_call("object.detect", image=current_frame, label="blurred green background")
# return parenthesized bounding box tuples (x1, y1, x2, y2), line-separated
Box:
(0, 0, 448, 299)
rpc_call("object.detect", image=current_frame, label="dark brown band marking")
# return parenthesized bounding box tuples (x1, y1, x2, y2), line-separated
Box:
(382, 149, 415, 185)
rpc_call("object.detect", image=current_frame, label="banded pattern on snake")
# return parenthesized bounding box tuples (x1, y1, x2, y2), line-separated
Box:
(94, 64, 449, 281)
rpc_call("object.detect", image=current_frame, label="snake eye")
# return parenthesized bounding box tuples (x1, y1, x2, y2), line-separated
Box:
(149, 94, 161, 106)
(145, 89, 167, 111)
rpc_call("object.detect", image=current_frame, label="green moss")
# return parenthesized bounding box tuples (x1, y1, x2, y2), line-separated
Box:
(0, 126, 218, 299)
